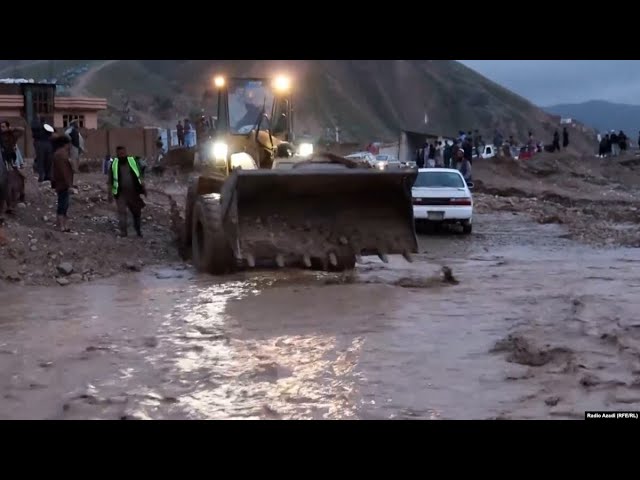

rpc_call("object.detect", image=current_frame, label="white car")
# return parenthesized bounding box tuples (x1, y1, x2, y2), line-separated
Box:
(375, 154, 402, 170)
(412, 168, 473, 234)
(345, 151, 377, 167)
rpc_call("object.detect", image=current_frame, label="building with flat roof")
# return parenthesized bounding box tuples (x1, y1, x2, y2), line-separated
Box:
(0, 79, 107, 129)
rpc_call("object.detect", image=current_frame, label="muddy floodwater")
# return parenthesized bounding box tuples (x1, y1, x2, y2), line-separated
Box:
(2, 212, 640, 420)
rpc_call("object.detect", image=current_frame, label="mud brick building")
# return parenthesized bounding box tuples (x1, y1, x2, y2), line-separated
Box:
(0, 80, 107, 129)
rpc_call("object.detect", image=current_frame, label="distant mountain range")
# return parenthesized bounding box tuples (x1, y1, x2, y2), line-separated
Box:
(545, 100, 640, 138)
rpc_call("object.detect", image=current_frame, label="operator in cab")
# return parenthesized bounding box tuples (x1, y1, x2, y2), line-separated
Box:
(233, 84, 268, 132)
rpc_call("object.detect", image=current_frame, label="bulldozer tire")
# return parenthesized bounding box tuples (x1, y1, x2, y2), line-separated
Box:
(191, 194, 235, 275)
(183, 178, 199, 256)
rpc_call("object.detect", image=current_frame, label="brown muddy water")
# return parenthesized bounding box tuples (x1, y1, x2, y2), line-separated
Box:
(2, 212, 640, 420)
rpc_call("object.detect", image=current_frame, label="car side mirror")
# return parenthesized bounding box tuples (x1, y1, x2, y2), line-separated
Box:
(467, 182, 474, 189)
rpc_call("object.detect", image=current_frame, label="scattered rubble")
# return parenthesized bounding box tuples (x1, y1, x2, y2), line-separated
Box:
(0, 168, 183, 286)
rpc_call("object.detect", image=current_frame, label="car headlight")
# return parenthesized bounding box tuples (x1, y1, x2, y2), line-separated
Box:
(211, 142, 228, 160)
(298, 143, 313, 157)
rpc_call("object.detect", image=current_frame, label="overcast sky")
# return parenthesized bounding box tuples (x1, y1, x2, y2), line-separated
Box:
(459, 60, 640, 107)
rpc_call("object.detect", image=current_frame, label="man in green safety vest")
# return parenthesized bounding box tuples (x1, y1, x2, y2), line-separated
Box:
(107, 145, 147, 237)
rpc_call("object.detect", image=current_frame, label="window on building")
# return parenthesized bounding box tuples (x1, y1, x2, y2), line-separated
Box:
(31, 85, 54, 116)
(63, 114, 85, 128)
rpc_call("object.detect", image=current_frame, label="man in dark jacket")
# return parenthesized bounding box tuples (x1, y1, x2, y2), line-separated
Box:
(443, 142, 453, 168)
(562, 127, 569, 149)
(32, 117, 53, 182)
(67, 121, 81, 172)
(618, 130, 627, 152)
(108, 146, 147, 237)
(610, 131, 619, 156)
(552, 131, 560, 152)
(50, 134, 73, 232)
(462, 137, 473, 164)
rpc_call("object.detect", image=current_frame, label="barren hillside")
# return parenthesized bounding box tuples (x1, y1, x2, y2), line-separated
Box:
(4, 59, 596, 148)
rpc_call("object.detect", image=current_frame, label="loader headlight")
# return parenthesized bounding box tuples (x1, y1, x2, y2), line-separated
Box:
(377, 161, 387, 170)
(211, 142, 228, 160)
(298, 143, 313, 157)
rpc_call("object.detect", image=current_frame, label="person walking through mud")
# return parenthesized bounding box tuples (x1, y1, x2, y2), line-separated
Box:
(459, 153, 472, 183)
(562, 127, 569, 149)
(50, 134, 73, 232)
(108, 146, 147, 237)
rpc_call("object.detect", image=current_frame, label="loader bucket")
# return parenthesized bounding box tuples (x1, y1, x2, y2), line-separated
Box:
(220, 168, 419, 269)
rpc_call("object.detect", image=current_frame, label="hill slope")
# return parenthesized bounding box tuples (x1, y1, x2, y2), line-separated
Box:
(545, 100, 640, 139)
(4, 60, 596, 148)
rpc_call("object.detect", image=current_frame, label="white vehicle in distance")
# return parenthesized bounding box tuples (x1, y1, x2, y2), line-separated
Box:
(412, 168, 473, 234)
(345, 151, 377, 167)
(375, 154, 402, 170)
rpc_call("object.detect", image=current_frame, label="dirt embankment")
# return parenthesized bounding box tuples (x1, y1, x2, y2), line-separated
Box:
(3, 150, 640, 286)
(0, 164, 185, 287)
(472, 151, 640, 247)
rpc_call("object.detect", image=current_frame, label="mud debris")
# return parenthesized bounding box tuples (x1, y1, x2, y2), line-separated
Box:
(473, 152, 640, 248)
(491, 334, 573, 367)
(0, 168, 182, 287)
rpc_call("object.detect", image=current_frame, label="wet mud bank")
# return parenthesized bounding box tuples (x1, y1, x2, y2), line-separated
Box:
(2, 211, 640, 419)
(0, 170, 185, 287)
(473, 152, 640, 247)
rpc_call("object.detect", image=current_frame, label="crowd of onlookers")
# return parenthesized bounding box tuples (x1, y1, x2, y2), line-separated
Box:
(596, 130, 630, 157)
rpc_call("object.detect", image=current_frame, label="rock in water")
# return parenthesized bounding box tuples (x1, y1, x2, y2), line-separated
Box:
(57, 262, 74, 275)
(56, 277, 70, 286)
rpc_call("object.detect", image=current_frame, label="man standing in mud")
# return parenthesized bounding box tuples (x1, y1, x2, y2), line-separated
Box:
(108, 146, 147, 237)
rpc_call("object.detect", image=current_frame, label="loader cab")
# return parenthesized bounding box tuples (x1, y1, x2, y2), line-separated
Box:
(210, 76, 295, 173)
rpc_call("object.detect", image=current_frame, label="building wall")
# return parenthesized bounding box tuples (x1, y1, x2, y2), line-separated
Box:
(1, 90, 106, 129)
(0, 108, 21, 119)
(6, 125, 160, 160)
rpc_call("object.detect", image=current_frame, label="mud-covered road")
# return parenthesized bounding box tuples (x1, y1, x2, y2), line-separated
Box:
(2, 210, 640, 420)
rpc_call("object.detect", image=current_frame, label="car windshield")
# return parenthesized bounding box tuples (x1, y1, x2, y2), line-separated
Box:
(414, 171, 465, 188)
(228, 79, 275, 134)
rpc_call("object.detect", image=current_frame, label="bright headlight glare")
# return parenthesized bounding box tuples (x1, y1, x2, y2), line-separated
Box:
(299, 143, 313, 157)
(212, 142, 228, 160)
